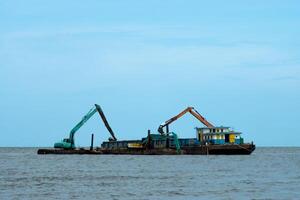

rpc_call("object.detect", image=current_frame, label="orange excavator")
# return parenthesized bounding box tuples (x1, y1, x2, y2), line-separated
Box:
(158, 107, 214, 134)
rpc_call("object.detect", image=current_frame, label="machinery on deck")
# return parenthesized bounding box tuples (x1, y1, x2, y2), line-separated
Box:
(38, 105, 255, 155)
(158, 106, 214, 134)
(54, 104, 117, 149)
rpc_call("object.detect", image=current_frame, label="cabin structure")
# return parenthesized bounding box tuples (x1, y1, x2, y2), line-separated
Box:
(196, 127, 243, 145)
(101, 140, 141, 149)
(141, 134, 199, 149)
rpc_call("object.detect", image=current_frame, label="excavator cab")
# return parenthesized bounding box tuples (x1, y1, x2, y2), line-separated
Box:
(63, 138, 71, 143)
(54, 138, 73, 149)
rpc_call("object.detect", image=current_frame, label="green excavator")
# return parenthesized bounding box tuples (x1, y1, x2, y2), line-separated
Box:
(54, 104, 117, 149)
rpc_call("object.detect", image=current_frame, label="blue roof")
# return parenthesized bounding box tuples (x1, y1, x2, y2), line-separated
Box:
(195, 126, 231, 129)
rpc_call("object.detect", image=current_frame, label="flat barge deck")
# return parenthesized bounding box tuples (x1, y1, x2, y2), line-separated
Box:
(37, 143, 255, 155)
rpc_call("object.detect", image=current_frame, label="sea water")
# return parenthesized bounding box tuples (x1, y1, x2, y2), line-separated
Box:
(0, 147, 299, 200)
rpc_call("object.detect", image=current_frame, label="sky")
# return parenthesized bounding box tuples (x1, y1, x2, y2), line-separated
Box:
(0, 0, 299, 147)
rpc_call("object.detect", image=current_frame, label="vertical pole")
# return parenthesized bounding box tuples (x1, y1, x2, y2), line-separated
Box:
(166, 125, 169, 148)
(90, 133, 94, 150)
(166, 133, 169, 148)
(206, 145, 209, 155)
(147, 130, 151, 149)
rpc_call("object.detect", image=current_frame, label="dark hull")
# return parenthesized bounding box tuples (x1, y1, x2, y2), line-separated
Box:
(37, 149, 102, 154)
(38, 144, 255, 155)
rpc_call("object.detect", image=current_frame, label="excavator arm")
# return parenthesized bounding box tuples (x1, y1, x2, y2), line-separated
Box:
(158, 107, 214, 134)
(95, 104, 117, 141)
(189, 109, 214, 127)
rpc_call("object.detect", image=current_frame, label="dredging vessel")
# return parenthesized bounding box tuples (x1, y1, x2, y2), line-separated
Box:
(38, 104, 255, 155)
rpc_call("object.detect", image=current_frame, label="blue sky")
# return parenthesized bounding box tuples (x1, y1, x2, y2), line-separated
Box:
(0, 0, 299, 147)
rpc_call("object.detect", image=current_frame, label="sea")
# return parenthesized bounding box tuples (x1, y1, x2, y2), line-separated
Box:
(0, 147, 299, 200)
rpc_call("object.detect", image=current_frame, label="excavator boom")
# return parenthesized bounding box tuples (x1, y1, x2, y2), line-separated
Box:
(158, 106, 214, 134)
(54, 104, 117, 149)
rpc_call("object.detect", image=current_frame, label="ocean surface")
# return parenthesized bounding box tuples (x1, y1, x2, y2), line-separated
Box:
(0, 147, 299, 200)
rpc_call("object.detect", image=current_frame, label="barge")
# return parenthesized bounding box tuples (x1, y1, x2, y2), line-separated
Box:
(38, 128, 255, 155)
(37, 104, 255, 155)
